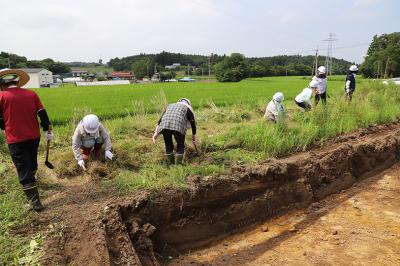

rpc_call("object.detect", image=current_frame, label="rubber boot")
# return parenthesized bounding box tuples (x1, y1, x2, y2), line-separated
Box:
(166, 153, 175, 166)
(175, 154, 184, 165)
(23, 183, 44, 212)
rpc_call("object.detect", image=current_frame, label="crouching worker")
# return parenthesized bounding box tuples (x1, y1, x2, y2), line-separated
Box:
(295, 80, 318, 112)
(264, 92, 285, 123)
(0, 69, 53, 212)
(345, 65, 358, 102)
(72, 114, 113, 170)
(152, 98, 196, 166)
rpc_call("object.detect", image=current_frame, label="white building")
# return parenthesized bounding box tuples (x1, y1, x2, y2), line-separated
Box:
(21, 68, 53, 88)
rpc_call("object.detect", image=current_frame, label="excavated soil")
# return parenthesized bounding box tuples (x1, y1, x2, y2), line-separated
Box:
(33, 122, 400, 265)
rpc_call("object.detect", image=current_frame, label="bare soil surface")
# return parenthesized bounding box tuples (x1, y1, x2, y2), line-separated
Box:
(170, 164, 400, 265)
(10, 122, 400, 265)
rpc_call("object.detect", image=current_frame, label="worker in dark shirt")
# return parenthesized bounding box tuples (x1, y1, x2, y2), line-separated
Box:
(152, 98, 196, 165)
(0, 69, 53, 212)
(345, 65, 358, 101)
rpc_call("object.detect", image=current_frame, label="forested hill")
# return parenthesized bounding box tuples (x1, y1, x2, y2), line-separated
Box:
(107, 51, 354, 76)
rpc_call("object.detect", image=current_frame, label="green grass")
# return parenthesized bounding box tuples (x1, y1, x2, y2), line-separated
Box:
(0, 76, 397, 264)
(35, 76, 351, 125)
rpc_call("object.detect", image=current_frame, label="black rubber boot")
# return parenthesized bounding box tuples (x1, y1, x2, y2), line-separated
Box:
(166, 153, 175, 166)
(175, 154, 184, 165)
(23, 183, 44, 212)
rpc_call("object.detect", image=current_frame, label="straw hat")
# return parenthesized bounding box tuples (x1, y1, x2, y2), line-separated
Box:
(0, 69, 30, 87)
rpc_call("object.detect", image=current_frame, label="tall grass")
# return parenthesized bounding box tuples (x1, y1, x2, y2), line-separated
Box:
(222, 81, 399, 157)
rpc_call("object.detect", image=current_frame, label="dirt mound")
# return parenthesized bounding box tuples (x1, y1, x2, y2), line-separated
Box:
(41, 122, 400, 265)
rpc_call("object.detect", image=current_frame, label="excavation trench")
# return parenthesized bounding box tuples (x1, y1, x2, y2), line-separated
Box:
(101, 124, 400, 266)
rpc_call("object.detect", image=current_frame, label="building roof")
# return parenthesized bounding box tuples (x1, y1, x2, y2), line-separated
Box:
(19, 68, 48, 73)
(111, 71, 134, 78)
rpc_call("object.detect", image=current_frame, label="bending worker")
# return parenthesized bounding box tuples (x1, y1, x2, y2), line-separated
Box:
(345, 65, 358, 101)
(295, 80, 318, 111)
(72, 114, 113, 170)
(312, 66, 327, 106)
(152, 98, 196, 165)
(264, 92, 285, 123)
(0, 69, 53, 212)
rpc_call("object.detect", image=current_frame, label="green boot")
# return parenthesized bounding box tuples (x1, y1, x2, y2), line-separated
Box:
(166, 153, 175, 166)
(23, 183, 44, 212)
(175, 154, 184, 165)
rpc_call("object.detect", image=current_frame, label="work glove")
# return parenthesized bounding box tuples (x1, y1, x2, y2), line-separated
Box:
(78, 160, 86, 170)
(152, 125, 160, 144)
(192, 134, 197, 145)
(105, 150, 114, 160)
(44, 131, 54, 141)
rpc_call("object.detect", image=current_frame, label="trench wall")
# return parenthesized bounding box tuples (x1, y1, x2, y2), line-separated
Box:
(103, 128, 400, 265)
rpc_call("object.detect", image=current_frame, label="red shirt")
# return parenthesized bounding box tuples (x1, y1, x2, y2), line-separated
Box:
(0, 87, 44, 144)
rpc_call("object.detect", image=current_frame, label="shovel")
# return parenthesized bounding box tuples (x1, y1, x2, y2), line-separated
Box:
(44, 128, 54, 169)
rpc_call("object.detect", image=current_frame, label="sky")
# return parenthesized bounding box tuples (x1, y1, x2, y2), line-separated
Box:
(0, 0, 398, 64)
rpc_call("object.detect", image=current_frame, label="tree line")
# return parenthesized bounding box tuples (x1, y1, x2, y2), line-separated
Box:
(0, 52, 71, 74)
(107, 51, 354, 81)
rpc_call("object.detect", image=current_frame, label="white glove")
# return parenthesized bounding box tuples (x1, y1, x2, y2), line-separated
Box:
(44, 131, 54, 141)
(78, 160, 86, 170)
(105, 150, 114, 160)
(152, 126, 160, 144)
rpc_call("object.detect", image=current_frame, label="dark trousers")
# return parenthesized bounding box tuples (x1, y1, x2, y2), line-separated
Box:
(161, 129, 185, 155)
(8, 138, 40, 186)
(315, 92, 326, 105)
(295, 100, 311, 111)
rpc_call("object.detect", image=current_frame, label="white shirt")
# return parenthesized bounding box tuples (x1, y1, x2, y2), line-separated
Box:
(264, 100, 284, 117)
(312, 76, 327, 94)
(295, 88, 313, 105)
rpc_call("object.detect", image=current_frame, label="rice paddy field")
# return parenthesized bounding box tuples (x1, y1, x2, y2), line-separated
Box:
(1, 75, 400, 264)
(35, 76, 347, 125)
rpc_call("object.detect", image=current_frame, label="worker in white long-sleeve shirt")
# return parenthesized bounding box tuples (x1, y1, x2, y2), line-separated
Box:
(264, 92, 285, 123)
(295, 80, 318, 111)
(72, 114, 113, 170)
(345, 65, 358, 101)
(312, 66, 328, 106)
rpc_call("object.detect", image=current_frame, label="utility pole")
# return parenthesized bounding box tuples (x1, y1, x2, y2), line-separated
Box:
(312, 46, 319, 76)
(201, 68, 204, 79)
(377, 61, 380, 79)
(208, 54, 211, 79)
(7, 58, 11, 68)
(187, 64, 190, 77)
(323, 32, 337, 76)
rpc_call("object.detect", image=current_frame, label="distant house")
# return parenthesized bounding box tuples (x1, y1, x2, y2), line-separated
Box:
(20, 68, 53, 88)
(165, 63, 181, 69)
(109, 71, 135, 80)
(71, 70, 89, 77)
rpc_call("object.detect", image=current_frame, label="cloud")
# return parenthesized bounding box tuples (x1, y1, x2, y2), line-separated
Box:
(354, 0, 382, 7)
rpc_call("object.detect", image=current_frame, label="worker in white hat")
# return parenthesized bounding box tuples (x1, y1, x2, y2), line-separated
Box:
(295, 80, 318, 111)
(0, 68, 53, 212)
(72, 114, 113, 170)
(312, 66, 328, 106)
(345, 65, 358, 101)
(264, 92, 286, 123)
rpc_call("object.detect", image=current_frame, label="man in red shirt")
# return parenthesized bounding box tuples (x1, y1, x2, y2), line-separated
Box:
(0, 69, 53, 212)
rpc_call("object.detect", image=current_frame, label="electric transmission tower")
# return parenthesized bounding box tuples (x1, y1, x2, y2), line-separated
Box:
(324, 32, 337, 76)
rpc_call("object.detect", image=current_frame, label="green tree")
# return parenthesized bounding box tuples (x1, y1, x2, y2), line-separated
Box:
(360, 32, 400, 78)
(214, 53, 249, 82)
(132, 58, 153, 79)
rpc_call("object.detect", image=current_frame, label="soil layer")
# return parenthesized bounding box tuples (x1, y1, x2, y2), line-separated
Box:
(35, 122, 400, 265)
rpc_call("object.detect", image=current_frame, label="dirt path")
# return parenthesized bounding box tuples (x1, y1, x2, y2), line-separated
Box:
(170, 164, 400, 266)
